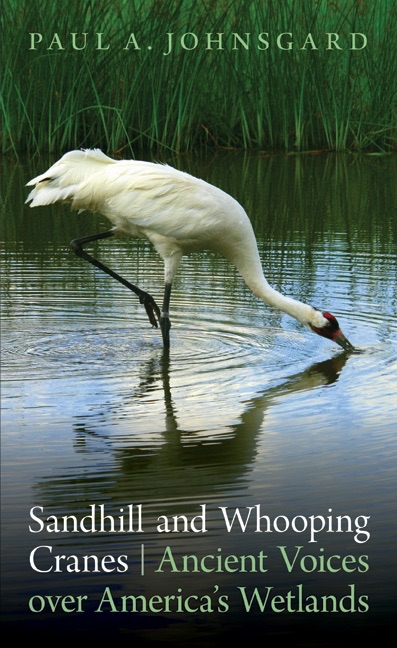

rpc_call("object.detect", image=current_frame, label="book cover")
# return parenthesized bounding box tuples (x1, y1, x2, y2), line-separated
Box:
(1, 1, 396, 645)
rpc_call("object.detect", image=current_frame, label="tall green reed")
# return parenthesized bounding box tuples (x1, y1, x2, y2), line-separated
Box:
(1, 0, 396, 156)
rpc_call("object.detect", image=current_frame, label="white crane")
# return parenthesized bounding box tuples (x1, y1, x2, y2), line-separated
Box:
(26, 149, 354, 351)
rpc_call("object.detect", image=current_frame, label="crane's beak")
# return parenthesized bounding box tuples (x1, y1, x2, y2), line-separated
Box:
(334, 329, 355, 352)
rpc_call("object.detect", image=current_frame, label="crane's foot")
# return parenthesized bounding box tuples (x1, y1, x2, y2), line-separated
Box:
(139, 293, 161, 328)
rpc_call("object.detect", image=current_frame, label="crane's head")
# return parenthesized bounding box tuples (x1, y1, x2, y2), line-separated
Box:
(309, 311, 354, 351)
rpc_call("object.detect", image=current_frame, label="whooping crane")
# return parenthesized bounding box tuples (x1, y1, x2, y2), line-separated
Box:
(26, 149, 354, 352)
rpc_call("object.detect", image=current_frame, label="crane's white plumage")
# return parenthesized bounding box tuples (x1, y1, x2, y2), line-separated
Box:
(26, 149, 353, 351)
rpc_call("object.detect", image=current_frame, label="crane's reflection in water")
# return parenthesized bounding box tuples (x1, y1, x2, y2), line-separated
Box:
(70, 351, 348, 500)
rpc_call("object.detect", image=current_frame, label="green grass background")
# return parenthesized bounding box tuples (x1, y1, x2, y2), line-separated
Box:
(1, 0, 396, 156)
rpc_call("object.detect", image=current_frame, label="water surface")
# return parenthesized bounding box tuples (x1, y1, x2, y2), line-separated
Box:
(1, 152, 396, 644)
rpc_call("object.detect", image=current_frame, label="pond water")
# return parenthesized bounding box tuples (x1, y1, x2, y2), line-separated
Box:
(1, 152, 396, 644)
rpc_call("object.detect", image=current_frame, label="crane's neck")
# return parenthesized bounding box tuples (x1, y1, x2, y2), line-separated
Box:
(232, 246, 315, 327)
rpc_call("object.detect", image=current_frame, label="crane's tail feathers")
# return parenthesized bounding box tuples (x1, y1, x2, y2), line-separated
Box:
(25, 149, 116, 208)
(25, 184, 80, 207)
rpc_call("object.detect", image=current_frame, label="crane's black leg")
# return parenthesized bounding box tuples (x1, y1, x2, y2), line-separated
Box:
(70, 230, 161, 329)
(160, 283, 172, 348)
